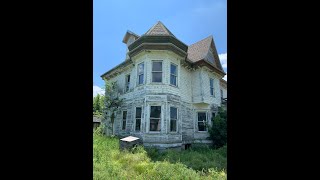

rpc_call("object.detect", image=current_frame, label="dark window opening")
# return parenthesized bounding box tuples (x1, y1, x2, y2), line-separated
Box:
(122, 111, 127, 130)
(150, 106, 161, 131)
(135, 107, 142, 131)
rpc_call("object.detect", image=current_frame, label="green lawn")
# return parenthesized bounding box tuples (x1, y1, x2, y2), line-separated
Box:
(93, 131, 227, 180)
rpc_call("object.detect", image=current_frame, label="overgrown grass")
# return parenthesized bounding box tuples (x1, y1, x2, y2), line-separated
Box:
(146, 145, 227, 172)
(93, 128, 227, 179)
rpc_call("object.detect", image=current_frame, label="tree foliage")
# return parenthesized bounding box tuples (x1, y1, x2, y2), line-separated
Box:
(93, 94, 106, 118)
(209, 107, 227, 149)
(103, 80, 123, 135)
(93, 94, 101, 113)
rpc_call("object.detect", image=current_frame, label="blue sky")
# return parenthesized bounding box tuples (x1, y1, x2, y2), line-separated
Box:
(94, 0, 227, 92)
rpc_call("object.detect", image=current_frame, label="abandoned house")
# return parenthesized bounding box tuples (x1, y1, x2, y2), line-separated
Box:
(101, 21, 226, 150)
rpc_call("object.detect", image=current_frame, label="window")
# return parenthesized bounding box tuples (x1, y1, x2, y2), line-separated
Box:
(152, 61, 162, 83)
(138, 63, 144, 85)
(150, 106, 161, 131)
(125, 75, 130, 92)
(170, 107, 177, 132)
(170, 64, 177, 86)
(122, 111, 127, 130)
(198, 112, 207, 131)
(210, 78, 214, 96)
(221, 89, 223, 100)
(135, 107, 142, 131)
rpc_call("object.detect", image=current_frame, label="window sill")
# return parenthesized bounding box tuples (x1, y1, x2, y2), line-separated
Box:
(169, 84, 179, 88)
(168, 131, 179, 134)
(147, 131, 161, 134)
(150, 82, 164, 85)
(197, 131, 208, 133)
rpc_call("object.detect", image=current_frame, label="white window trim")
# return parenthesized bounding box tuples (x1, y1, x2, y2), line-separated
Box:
(151, 60, 163, 83)
(137, 62, 145, 86)
(170, 63, 178, 87)
(147, 104, 163, 133)
(197, 111, 208, 132)
(210, 78, 215, 97)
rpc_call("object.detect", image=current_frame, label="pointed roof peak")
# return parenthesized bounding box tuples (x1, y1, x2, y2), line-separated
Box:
(145, 21, 176, 37)
(189, 35, 213, 47)
(187, 35, 213, 62)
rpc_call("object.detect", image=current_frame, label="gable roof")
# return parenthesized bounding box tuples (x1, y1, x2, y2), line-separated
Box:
(144, 21, 176, 37)
(187, 35, 224, 73)
(187, 35, 212, 62)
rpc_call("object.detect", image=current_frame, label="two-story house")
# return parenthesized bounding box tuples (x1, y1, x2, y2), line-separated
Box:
(101, 21, 226, 150)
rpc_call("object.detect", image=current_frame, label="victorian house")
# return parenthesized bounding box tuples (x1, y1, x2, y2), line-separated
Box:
(101, 21, 226, 149)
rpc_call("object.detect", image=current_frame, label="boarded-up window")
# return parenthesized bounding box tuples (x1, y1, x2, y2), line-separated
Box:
(135, 107, 142, 131)
(150, 106, 161, 131)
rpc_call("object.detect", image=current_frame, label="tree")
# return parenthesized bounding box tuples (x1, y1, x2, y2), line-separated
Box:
(93, 94, 101, 113)
(208, 107, 227, 149)
(103, 80, 123, 135)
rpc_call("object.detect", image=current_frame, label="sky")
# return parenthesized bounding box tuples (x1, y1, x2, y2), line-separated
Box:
(93, 0, 227, 96)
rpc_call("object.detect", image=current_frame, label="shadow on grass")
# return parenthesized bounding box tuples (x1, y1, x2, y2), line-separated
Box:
(145, 145, 227, 172)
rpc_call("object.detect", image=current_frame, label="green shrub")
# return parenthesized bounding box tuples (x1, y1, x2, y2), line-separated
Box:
(209, 107, 227, 148)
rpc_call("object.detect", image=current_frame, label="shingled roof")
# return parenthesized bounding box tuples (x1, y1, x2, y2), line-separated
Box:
(101, 21, 225, 79)
(144, 21, 176, 37)
(187, 35, 212, 62)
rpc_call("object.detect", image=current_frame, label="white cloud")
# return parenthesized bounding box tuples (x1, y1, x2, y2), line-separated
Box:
(223, 74, 227, 81)
(93, 85, 105, 97)
(219, 53, 227, 69)
(218, 53, 227, 81)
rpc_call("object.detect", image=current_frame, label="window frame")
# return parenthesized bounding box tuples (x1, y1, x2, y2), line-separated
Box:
(137, 62, 144, 85)
(197, 112, 207, 132)
(135, 107, 142, 132)
(170, 63, 178, 86)
(125, 74, 130, 92)
(210, 78, 215, 97)
(122, 111, 127, 130)
(151, 61, 163, 83)
(170, 106, 178, 132)
(149, 106, 161, 132)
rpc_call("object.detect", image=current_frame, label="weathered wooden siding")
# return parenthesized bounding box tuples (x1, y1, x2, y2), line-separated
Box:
(104, 50, 223, 148)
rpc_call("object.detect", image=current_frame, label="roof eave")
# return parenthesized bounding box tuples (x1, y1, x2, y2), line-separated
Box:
(100, 60, 132, 79)
(195, 59, 226, 76)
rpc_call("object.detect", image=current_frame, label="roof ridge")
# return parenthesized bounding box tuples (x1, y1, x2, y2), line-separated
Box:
(189, 35, 213, 47)
(144, 21, 176, 37)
